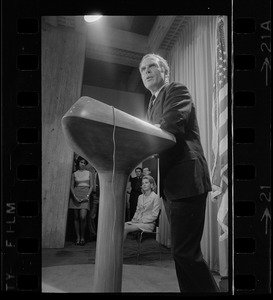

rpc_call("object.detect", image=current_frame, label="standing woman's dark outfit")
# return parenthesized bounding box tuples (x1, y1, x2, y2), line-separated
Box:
(147, 81, 219, 293)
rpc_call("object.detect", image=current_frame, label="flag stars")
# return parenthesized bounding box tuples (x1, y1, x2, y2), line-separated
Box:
(216, 21, 227, 87)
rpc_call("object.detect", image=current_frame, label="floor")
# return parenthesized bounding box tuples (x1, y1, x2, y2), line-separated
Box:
(42, 234, 224, 293)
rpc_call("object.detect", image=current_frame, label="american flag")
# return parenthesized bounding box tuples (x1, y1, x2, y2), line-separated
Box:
(211, 16, 228, 242)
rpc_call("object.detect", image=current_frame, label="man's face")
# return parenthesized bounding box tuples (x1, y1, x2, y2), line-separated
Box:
(139, 56, 166, 93)
(135, 169, 142, 177)
(143, 168, 151, 176)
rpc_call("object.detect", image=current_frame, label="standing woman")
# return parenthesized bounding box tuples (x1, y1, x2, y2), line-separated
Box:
(69, 156, 93, 245)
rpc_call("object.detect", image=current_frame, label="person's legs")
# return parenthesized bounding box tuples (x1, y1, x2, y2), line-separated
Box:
(162, 197, 171, 222)
(87, 211, 96, 240)
(79, 209, 88, 244)
(169, 193, 220, 293)
(73, 209, 80, 244)
(88, 199, 97, 239)
(124, 223, 140, 241)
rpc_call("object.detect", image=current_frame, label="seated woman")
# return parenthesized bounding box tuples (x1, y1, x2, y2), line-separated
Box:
(124, 175, 161, 241)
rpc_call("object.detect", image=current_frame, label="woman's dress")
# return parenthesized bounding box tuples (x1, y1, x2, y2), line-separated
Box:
(69, 170, 91, 210)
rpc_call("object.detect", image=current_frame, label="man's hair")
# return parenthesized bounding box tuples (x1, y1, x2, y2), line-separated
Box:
(143, 166, 150, 171)
(139, 53, 170, 83)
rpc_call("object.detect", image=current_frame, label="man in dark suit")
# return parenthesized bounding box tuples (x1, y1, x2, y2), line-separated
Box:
(139, 53, 219, 293)
(128, 167, 143, 220)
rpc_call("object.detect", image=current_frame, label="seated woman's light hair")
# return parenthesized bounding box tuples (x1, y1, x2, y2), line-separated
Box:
(142, 175, 157, 192)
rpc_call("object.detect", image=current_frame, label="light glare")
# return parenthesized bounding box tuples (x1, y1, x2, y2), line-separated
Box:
(84, 15, 102, 23)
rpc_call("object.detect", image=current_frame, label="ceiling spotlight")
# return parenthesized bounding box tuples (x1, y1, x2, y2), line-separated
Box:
(84, 15, 103, 23)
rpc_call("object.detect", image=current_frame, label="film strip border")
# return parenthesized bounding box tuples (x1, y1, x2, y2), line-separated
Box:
(1, 0, 271, 294)
(233, 0, 271, 295)
(2, 3, 41, 291)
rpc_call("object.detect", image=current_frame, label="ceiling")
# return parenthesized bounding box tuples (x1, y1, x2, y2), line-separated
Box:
(94, 15, 158, 35)
(83, 16, 157, 95)
(44, 15, 189, 95)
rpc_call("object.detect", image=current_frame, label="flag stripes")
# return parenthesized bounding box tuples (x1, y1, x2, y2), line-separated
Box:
(210, 15, 229, 277)
(211, 16, 228, 202)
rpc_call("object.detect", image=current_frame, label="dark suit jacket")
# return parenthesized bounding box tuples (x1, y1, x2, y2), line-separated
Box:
(147, 82, 212, 200)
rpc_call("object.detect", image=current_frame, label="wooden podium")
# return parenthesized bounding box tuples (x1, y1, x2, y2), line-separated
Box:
(62, 96, 176, 292)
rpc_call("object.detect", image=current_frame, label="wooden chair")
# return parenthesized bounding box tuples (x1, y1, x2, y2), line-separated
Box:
(136, 209, 161, 263)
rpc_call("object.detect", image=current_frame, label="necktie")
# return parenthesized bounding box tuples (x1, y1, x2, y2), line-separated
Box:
(148, 95, 156, 112)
